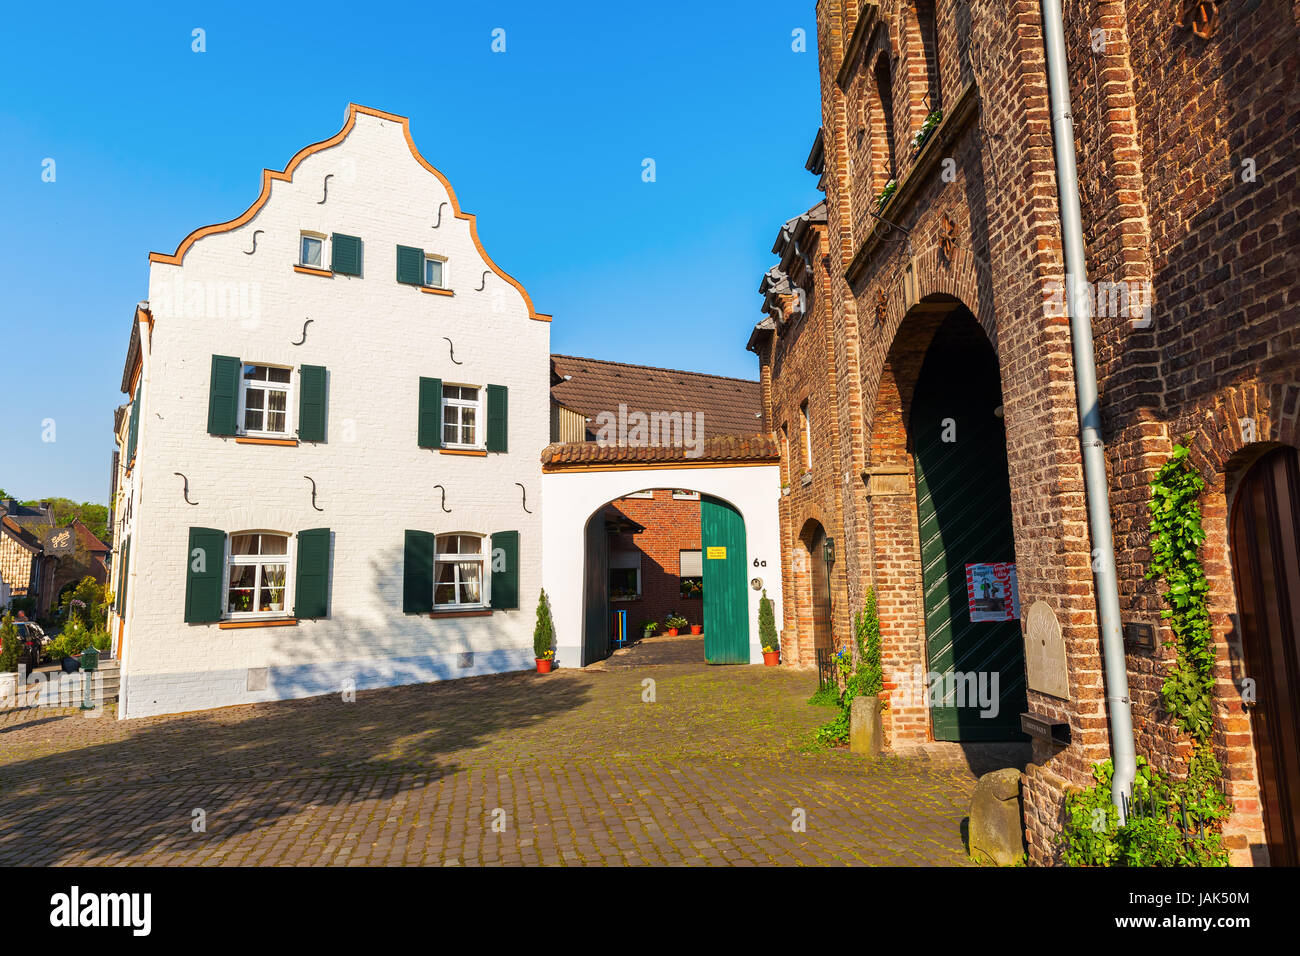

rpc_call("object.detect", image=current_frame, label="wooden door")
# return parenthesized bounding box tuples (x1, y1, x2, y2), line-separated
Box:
(702, 495, 749, 664)
(811, 526, 834, 651)
(1230, 446, 1300, 865)
(910, 327, 1027, 741)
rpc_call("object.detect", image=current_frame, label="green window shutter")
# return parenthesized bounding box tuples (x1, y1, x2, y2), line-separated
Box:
(126, 386, 141, 464)
(486, 384, 508, 453)
(418, 377, 443, 448)
(207, 355, 241, 436)
(331, 233, 362, 276)
(116, 536, 131, 615)
(490, 530, 520, 610)
(184, 527, 226, 624)
(396, 245, 424, 285)
(403, 530, 435, 614)
(294, 528, 331, 619)
(298, 365, 327, 443)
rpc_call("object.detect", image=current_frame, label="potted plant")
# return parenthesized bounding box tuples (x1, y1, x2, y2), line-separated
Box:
(533, 588, 556, 673)
(910, 108, 943, 152)
(665, 613, 688, 636)
(639, 620, 659, 640)
(690, 622, 702, 635)
(758, 590, 779, 665)
(0, 613, 20, 706)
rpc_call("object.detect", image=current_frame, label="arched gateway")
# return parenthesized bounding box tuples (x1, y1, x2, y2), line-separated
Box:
(540, 437, 784, 668)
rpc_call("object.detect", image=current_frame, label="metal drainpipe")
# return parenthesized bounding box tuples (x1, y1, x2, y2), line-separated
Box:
(1039, 0, 1137, 819)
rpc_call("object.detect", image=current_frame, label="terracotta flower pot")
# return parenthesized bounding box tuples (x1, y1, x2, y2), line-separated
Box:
(536, 658, 553, 674)
(762, 651, 780, 666)
(666, 628, 678, 636)
(690, 625, 702, 635)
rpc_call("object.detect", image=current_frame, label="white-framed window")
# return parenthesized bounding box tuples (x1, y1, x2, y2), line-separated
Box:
(624, 490, 654, 499)
(240, 364, 293, 437)
(609, 549, 641, 601)
(671, 489, 700, 500)
(801, 399, 813, 469)
(442, 385, 482, 448)
(679, 549, 703, 599)
(226, 531, 291, 618)
(435, 534, 485, 608)
(300, 232, 326, 268)
(424, 254, 447, 289)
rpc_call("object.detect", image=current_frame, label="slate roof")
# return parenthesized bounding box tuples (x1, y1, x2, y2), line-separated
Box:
(550, 354, 763, 439)
(0, 503, 54, 538)
(541, 434, 779, 470)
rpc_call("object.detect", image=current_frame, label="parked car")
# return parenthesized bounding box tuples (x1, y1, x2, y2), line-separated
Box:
(14, 621, 50, 671)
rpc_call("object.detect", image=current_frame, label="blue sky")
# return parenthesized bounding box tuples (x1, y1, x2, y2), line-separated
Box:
(0, 1, 823, 504)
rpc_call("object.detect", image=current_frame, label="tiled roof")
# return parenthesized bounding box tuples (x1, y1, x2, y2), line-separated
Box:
(74, 520, 110, 553)
(541, 434, 779, 469)
(550, 354, 763, 439)
(1, 516, 41, 552)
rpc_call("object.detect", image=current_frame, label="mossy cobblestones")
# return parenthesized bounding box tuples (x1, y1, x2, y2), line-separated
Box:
(0, 663, 979, 865)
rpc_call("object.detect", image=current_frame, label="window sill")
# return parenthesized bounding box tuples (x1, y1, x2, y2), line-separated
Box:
(218, 617, 297, 629)
(236, 436, 299, 446)
(419, 286, 455, 297)
(293, 265, 333, 278)
(439, 448, 487, 457)
(610, 596, 642, 603)
(429, 609, 492, 619)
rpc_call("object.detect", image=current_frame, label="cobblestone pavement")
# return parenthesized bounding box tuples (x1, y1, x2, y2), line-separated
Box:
(594, 633, 706, 668)
(0, 663, 1012, 865)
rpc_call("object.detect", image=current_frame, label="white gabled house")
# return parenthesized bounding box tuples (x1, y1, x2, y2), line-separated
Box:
(109, 104, 552, 719)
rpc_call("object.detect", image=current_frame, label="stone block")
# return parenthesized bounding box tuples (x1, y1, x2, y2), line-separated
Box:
(969, 767, 1026, 866)
(849, 695, 883, 756)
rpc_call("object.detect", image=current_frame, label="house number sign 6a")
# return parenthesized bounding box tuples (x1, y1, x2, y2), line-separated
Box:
(752, 558, 767, 567)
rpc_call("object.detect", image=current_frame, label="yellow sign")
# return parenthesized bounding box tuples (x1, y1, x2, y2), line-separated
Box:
(706, 546, 727, 560)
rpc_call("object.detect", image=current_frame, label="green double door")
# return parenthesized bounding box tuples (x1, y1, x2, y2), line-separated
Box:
(911, 322, 1027, 741)
(701, 495, 749, 664)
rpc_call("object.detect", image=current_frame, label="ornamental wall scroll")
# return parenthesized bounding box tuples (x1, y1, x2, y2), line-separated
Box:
(939, 213, 958, 261)
(1172, 0, 1220, 39)
(874, 287, 888, 325)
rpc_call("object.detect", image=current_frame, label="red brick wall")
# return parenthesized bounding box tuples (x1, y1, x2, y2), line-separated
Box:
(753, 223, 852, 667)
(603, 492, 703, 634)
(785, 0, 1300, 864)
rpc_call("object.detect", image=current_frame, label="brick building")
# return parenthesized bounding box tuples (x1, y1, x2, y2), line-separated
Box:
(0, 501, 57, 614)
(549, 355, 763, 652)
(753, 1, 1300, 864)
(749, 200, 852, 670)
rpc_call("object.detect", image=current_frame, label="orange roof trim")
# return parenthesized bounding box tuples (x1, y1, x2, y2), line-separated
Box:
(147, 104, 551, 323)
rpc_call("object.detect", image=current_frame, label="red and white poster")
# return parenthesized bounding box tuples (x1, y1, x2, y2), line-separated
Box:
(965, 562, 1020, 622)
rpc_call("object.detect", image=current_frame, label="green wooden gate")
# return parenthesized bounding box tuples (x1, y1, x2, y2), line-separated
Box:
(911, 325, 1027, 741)
(701, 495, 749, 664)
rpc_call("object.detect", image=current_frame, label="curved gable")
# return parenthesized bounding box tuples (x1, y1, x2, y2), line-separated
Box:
(148, 103, 550, 323)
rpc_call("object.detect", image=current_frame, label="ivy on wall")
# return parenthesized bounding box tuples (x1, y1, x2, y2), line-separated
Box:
(1147, 442, 1217, 743)
(811, 588, 884, 746)
(1060, 441, 1230, 866)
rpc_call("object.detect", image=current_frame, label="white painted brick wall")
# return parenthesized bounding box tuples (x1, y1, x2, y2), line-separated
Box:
(119, 108, 550, 719)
